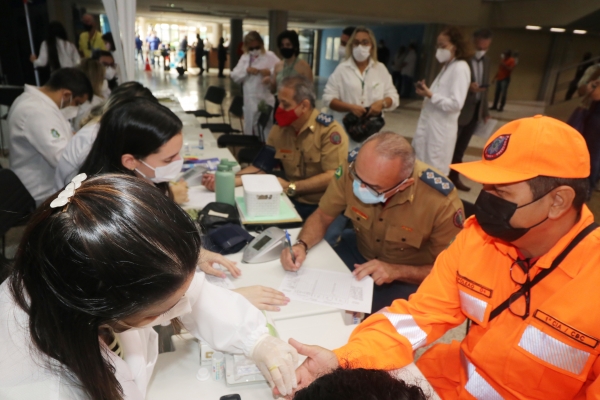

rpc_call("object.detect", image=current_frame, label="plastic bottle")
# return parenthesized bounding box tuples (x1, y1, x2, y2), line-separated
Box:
(198, 133, 204, 150)
(215, 164, 235, 206)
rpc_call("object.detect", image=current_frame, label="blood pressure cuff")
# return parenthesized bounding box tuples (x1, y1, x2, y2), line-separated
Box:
(198, 202, 241, 233)
(207, 223, 254, 255)
(251, 145, 277, 173)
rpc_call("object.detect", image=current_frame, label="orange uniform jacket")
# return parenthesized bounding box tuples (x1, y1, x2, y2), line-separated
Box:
(335, 206, 600, 399)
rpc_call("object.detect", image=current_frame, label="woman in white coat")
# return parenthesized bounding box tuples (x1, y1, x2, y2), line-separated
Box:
(412, 27, 471, 175)
(230, 31, 280, 137)
(30, 21, 80, 71)
(0, 175, 298, 399)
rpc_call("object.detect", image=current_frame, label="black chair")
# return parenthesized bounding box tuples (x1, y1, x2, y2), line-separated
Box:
(217, 105, 273, 151)
(0, 169, 35, 256)
(205, 95, 244, 134)
(237, 106, 274, 164)
(185, 86, 226, 123)
(0, 85, 25, 154)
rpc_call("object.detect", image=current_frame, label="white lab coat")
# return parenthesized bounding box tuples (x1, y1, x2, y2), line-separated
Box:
(8, 85, 74, 205)
(322, 57, 399, 149)
(72, 94, 105, 132)
(54, 122, 100, 190)
(0, 271, 268, 399)
(32, 39, 80, 69)
(411, 59, 470, 175)
(230, 51, 280, 136)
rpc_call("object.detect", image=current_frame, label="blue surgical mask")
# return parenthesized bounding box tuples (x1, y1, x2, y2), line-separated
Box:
(353, 179, 386, 204)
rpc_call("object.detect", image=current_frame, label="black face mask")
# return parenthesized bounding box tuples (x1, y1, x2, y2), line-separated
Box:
(83, 23, 94, 32)
(474, 190, 550, 242)
(280, 48, 295, 59)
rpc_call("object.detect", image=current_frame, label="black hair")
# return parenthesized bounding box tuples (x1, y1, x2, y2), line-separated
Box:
(293, 367, 428, 400)
(504, 49, 513, 58)
(343, 27, 356, 37)
(45, 67, 94, 101)
(92, 50, 115, 62)
(277, 30, 300, 56)
(109, 81, 155, 101)
(102, 32, 116, 52)
(527, 176, 589, 213)
(9, 174, 201, 400)
(46, 21, 68, 71)
(473, 28, 493, 40)
(79, 98, 182, 197)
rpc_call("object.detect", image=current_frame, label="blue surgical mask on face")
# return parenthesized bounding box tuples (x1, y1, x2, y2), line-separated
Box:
(353, 179, 386, 204)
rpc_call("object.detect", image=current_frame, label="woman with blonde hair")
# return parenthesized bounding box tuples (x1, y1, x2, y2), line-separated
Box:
(412, 26, 471, 175)
(73, 58, 107, 130)
(322, 26, 399, 148)
(230, 31, 280, 136)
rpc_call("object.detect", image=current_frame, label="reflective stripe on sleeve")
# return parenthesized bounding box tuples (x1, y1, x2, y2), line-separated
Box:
(462, 350, 503, 400)
(378, 308, 427, 350)
(518, 325, 590, 375)
(459, 290, 487, 324)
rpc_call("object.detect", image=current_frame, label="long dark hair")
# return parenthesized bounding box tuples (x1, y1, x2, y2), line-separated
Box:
(9, 174, 201, 400)
(79, 98, 182, 195)
(46, 21, 68, 71)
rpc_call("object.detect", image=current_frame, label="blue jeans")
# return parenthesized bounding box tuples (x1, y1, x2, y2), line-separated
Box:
(492, 78, 510, 110)
(333, 229, 420, 314)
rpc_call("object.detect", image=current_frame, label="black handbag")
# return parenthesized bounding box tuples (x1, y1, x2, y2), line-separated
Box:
(343, 108, 385, 142)
(197, 202, 241, 232)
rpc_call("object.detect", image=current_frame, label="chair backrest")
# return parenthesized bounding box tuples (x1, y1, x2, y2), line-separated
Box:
(204, 86, 226, 106)
(229, 96, 244, 118)
(0, 85, 24, 108)
(257, 105, 274, 142)
(0, 169, 35, 236)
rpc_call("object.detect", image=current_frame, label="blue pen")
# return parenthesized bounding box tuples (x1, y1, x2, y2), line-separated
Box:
(285, 230, 296, 264)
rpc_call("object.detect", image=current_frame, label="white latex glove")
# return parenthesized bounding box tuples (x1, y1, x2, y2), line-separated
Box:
(252, 334, 299, 396)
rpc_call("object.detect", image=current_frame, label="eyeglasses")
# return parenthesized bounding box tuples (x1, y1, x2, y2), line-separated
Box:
(352, 40, 371, 47)
(508, 259, 532, 319)
(349, 161, 409, 197)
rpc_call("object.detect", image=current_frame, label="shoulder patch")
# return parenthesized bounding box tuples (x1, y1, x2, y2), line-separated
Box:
(335, 165, 343, 179)
(453, 208, 465, 228)
(51, 129, 60, 139)
(316, 113, 334, 127)
(330, 131, 342, 145)
(348, 147, 360, 163)
(420, 168, 454, 196)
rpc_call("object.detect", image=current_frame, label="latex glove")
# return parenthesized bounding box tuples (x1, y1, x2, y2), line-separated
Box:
(252, 334, 299, 396)
(201, 173, 216, 191)
(169, 179, 189, 204)
(232, 285, 289, 311)
(199, 249, 242, 278)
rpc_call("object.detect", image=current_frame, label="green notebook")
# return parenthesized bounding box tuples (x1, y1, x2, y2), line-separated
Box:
(235, 196, 301, 224)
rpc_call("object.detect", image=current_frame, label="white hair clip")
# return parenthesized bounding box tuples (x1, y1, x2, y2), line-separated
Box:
(50, 173, 87, 209)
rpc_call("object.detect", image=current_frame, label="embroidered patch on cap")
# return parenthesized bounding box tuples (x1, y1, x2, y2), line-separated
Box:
(51, 129, 60, 139)
(453, 208, 465, 228)
(330, 132, 342, 145)
(484, 134, 511, 160)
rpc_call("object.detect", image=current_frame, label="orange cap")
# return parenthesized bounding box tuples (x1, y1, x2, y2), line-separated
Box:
(450, 115, 590, 184)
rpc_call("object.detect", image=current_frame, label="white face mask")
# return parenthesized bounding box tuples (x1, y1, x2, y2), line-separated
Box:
(136, 158, 183, 183)
(352, 45, 371, 62)
(116, 296, 191, 330)
(105, 66, 116, 80)
(436, 48, 452, 63)
(475, 50, 487, 60)
(61, 105, 79, 120)
(249, 49, 260, 57)
(338, 45, 346, 60)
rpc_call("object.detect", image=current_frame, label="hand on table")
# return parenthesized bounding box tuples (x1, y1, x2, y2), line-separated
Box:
(273, 338, 339, 398)
(201, 173, 216, 191)
(277, 177, 290, 190)
(252, 335, 299, 397)
(198, 249, 241, 278)
(232, 286, 289, 311)
(169, 178, 189, 204)
(280, 244, 307, 272)
(353, 259, 398, 285)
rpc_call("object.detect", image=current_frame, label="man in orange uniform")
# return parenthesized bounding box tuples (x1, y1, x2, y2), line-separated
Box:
(288, 115, 600, 399)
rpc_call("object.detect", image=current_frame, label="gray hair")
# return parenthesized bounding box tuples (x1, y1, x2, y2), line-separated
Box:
(279, 76, 316, 108)
(363, 131, 415, 175)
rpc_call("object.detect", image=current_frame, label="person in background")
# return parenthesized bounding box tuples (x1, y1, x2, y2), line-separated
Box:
(490, 49, 516, 112)
(450, 28, 493, 192)
(179, 35, 188, 70)
(399, 43, 417, 98)
(72, 58, 106, 131)
(391, 46, 406, 94)
(338, 26, 356, 62)
(280, 132, 463, 313)
(92, 50, 119, 96)
(146, 31, 161, 66)
(0, 175, 299, 399)
(135, 34, 143, 63)
(270, 30, 313, 93)
(217, 37, 228, 78)
(78, 13, 106, 58)
(377, 39, 390, 67)
(576, 76, 600, 193)
(30, 21, 80, 71)
(8, 68, 93, 205)
(323, 26, 399, 149)
(195, 33, 205, 74)
(230, 31, 280, 136)
(412, 26, 471, 175)
(102, 32, 115, 52)
(565, 52, 593, 101)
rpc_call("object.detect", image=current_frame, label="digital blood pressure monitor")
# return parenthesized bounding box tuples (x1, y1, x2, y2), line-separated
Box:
(242, 227, 287, 264)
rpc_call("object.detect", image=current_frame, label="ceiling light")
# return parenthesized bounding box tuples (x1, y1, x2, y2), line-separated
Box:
(526, 25, 541, 30)
(550, 27, 566, 33)
(574, 30, 587, 35)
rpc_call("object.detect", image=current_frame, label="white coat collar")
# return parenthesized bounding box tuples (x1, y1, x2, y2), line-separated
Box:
(24, 84, 60, 111)
(342, 57, 376, 76)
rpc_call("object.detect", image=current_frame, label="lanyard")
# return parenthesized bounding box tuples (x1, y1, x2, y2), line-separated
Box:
(352, 65, 371, 97)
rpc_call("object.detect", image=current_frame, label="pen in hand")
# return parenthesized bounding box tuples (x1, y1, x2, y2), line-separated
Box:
(285, 230, 296, 264)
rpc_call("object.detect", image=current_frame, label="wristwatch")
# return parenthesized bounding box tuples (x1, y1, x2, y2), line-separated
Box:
(286, 182, 297, 197)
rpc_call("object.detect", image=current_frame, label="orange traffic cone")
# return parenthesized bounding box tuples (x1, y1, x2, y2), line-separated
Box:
(145, 56, 152, 71)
